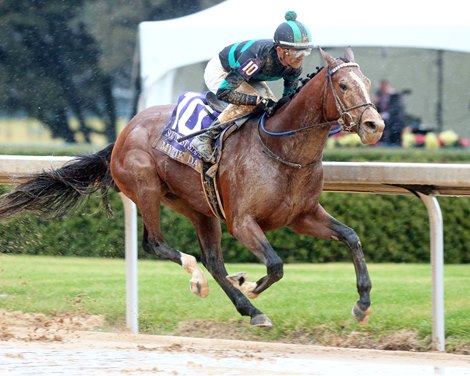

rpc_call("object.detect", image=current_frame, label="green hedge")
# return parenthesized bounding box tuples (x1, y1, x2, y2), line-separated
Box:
(1, 147, 469, 263)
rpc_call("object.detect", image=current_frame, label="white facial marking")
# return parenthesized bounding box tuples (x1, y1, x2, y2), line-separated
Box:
(350, 71, 371, 102)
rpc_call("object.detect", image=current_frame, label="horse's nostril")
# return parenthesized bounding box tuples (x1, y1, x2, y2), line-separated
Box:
(364, 121, 377, 132)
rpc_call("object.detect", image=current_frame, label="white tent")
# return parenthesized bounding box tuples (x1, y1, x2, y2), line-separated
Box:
(137, 0, 470, 109)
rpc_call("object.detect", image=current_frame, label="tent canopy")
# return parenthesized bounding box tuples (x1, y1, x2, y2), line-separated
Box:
(138, 0, 469, 107)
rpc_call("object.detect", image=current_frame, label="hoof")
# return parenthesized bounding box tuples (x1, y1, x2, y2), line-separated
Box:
(250, 314, 272, 327)
(190, 279, 209, 298)
(182, 254, 208, 298)
(226, 272, 247, 286)
(227, 272, 258, 299)
(352, 304, 371, 324)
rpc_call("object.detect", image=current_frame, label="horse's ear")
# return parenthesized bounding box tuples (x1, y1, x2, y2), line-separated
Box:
(344, 47, 355, 63)
(319, 47, 336, 66)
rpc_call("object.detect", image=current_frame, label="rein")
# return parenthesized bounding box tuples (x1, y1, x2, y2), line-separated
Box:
(258, 112, 336, 137)
(256, 117, 318, 169)
(258, 61, 374, 168)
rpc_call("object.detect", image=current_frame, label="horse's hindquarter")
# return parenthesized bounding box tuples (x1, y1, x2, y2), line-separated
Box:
(113, 105, 174, 155)
(112, 105, 209, 214)
(219, 126, 324, 231)
(111, 105, 173, 174)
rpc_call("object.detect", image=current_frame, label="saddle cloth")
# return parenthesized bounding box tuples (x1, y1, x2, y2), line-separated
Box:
(154, 91, 221, 173)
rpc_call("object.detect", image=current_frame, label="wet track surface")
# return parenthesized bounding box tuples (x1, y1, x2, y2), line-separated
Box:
(1, 331, 470, 375)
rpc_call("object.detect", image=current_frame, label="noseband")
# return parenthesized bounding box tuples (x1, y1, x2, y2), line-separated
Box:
(325, 62, 376, 132)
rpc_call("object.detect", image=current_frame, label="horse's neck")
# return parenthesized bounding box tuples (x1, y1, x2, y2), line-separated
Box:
(283, 69, 328, 126)
(263, 69, 331, 163)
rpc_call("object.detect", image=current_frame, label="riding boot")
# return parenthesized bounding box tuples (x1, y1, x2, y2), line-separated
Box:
(190, 126, 222, 163)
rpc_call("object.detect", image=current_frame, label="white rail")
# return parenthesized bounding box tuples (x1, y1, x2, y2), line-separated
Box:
(2, 156, 470, 351)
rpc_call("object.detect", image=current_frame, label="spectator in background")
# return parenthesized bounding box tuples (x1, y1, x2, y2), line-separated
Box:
(374, 79, 407, 146)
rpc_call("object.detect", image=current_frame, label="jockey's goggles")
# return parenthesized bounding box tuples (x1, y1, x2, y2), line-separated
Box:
(285, 48, 312, 58)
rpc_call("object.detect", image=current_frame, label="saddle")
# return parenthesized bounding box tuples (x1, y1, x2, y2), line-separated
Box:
(153, 91, 256, 219)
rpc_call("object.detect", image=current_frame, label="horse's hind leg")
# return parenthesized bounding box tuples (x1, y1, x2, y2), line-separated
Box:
(191, 214, 271, 326)
(112, 150, 208, 297)
(142, 226, 208, 298)
(291, 205, 371, 324)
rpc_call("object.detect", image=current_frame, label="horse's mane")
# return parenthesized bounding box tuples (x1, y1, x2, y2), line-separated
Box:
(298, 66, 323, 90)
(273, 56, 350, 113)
(272, 66, 323, 112)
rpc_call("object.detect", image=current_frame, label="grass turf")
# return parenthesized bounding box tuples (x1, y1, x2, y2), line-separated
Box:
(0, 254, 469, 352)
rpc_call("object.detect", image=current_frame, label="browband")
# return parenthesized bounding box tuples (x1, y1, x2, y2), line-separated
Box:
(328, 62, 359, 76)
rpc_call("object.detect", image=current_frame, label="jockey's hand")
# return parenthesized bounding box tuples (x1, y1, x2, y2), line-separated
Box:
(258, 97, 277, 117)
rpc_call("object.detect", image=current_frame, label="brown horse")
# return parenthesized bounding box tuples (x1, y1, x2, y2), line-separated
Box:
(0, 48, 384, 327)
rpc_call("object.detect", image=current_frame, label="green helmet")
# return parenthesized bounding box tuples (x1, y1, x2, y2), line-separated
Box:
(273, 11, 314, 50)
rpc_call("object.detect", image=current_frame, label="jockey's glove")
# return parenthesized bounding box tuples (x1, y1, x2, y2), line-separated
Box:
(258, 97, 277, 117)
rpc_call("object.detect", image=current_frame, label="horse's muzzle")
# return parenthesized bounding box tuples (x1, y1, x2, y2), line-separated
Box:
(358, 111, 385, 145)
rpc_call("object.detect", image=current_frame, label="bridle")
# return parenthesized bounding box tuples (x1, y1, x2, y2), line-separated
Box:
(258, 61, 375, 168)
(325, 62, 376, 132)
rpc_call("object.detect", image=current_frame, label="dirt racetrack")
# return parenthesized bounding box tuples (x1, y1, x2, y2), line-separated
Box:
(1, 311, 470, 375)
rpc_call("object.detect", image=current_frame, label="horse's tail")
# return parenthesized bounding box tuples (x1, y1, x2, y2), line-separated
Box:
(0, 143, 116, 220)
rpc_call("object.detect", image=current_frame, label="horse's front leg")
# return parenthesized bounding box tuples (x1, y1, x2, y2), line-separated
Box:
(291, 205, 372, 324)
(191, 214, 272, 327)
(227, 216, 284, 299)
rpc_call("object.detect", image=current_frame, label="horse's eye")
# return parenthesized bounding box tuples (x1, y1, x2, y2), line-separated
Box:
(339, 82, 348, 91)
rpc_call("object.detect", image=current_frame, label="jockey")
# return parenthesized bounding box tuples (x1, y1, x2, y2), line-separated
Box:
(191, 10, 314, 163)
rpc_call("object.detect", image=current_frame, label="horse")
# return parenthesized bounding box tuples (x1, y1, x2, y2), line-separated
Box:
(0, 48, 384, 327)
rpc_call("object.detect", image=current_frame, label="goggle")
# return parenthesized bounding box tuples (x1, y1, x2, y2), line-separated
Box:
(284, 48, 312, 58)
